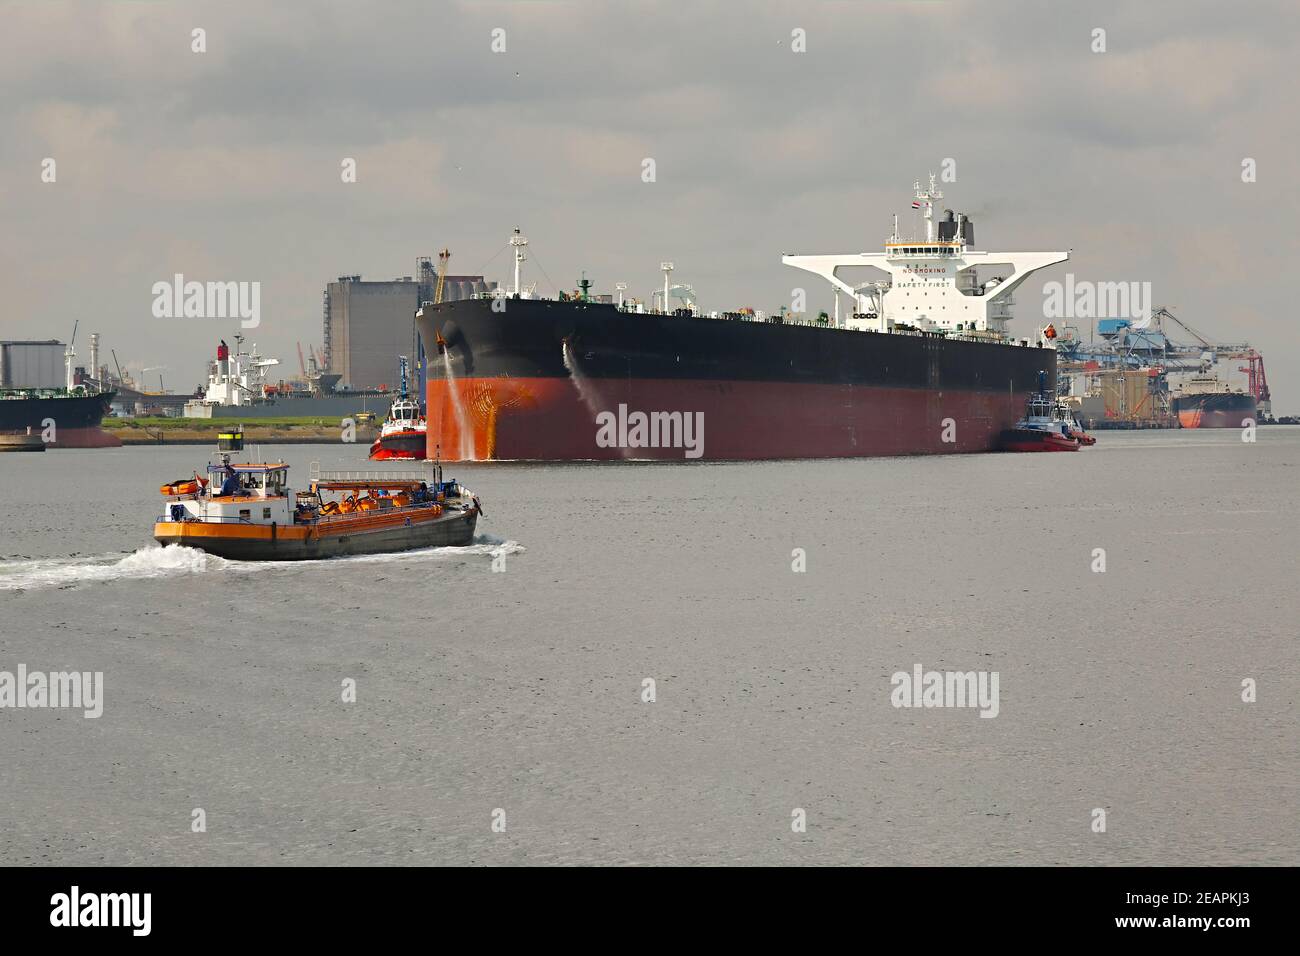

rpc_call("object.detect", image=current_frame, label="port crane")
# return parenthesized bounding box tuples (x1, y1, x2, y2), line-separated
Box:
(110, 349, 128, 389)
(1147, 308, 1270, 411)
(1055, 304, 1277, 425)
(141, 366, 168, 394)
(407, 249, 452, 396)
(1230, 350, 1272, 417)
(1149, 308, 1256, 363)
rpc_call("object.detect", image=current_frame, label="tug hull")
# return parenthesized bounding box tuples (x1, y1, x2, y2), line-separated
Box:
(368, 430, 427, 460)
(999, 428, 1079, 452)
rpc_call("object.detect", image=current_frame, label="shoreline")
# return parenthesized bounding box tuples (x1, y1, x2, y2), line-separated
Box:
(103, 419, 380, 446)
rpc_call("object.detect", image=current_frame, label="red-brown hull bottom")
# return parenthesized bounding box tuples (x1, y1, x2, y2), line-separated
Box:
(1177, 409, 1253, 429)
(46, 426, 123, 449)
(424, 376, 1036, 461)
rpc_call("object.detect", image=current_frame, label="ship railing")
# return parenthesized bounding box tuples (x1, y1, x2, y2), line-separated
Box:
(310, 462, 440, 483)
(675, 311, 1014, 344)
(772, 316, 832, 328)
(312, 499, 440, 522)
(166, 513, 259, 524)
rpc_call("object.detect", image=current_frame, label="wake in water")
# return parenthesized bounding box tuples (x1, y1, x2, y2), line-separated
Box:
(0, 545, 236, 592)
(325, 535, 525, 567)
(0, 536, 525, 592)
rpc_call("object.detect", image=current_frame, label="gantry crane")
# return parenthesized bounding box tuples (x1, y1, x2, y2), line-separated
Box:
(1229, 350, 1272, 416)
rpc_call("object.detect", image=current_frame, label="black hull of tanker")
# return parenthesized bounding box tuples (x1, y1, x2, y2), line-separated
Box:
(416, 298, 1057, 460)
(0, 390, 120, 447)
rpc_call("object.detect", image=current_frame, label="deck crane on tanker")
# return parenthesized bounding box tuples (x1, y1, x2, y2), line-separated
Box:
(435, 248, 451, 305)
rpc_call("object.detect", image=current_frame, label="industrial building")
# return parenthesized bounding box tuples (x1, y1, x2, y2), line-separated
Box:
(0, 340, 65, 389)
(323, 257, 491, 391)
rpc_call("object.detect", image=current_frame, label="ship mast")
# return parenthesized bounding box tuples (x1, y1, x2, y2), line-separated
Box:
(509, 228, 528, 296)
(913, 172, 943, 242)
(64, 320, 78, 390)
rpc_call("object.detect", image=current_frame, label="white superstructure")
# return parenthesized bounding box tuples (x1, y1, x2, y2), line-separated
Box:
(378, 397, 423, 437)
(783, 174, 1069, 340)
(186, 334, 281, 412)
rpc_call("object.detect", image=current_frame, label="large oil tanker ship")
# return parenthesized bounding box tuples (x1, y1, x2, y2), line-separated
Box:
(417, 177, 1070, 461)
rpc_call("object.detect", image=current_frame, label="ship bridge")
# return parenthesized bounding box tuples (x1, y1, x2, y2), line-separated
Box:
(783, 176, 1069, 338)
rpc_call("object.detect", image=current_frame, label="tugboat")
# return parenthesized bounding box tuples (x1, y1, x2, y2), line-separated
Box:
(1000, 373, 1088, 452)
(153, 430, 479, 560)
(369, 355, 427, 460)
(1062, 408, 1097, 446)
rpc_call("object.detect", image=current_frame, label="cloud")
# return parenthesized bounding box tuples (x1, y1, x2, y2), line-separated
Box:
(0, 0, 1296, 408)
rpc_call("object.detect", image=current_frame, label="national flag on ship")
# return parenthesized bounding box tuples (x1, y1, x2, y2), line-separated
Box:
(911, 201, 922, 209)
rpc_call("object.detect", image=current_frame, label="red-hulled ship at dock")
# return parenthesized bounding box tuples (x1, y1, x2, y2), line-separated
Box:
(417, 177, 1072, 461)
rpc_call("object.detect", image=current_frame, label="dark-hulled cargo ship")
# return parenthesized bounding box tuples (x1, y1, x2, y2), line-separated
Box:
(0, 390, 120, 448)
(417, 178, 1071, 461)
(1171, 372, 1257, 429)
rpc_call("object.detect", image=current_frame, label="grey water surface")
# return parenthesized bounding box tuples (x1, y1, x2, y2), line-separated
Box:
(1, 430, 1296, 865)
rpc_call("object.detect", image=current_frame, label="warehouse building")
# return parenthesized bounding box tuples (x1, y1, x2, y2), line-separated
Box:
(0, 340, 65, 389)
(323, 258, 491, 390)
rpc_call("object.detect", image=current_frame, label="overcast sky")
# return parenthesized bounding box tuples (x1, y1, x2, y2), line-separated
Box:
(2, 0, 1297, 410)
